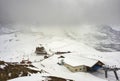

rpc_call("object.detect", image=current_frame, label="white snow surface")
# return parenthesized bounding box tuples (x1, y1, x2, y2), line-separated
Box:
(0, 31, 120, 81)
(63, 53, 99, 67)
(40, 54, 106, 81)
(8, 73, 48, 81)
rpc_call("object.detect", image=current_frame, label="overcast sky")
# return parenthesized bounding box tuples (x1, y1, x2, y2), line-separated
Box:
(0, 0, 120, 26)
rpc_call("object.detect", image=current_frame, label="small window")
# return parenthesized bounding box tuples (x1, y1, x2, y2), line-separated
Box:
(75, 69, 78, 71)
(83, 68, 85, 71)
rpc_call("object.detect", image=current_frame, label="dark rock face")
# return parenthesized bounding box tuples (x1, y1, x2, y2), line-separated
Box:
(0, 60, 41, 81)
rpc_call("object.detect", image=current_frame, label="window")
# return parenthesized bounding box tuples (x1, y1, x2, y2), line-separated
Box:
(75, 69, 78, 71)
(80, 68, 81, 70)
(83, 68, 86, 71)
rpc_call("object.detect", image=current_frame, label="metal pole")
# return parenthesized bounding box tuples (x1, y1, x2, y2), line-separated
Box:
(105, 70, 108, 78)
(114, 71, 119, 81)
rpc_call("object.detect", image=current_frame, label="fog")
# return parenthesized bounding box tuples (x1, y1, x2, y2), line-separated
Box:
(0, 0, 120, 27)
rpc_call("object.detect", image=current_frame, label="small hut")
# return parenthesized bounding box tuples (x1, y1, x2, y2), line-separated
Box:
(35, 47, 47, 55)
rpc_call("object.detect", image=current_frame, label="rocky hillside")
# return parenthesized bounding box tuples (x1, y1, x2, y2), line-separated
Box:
(0, 60, 41, 81)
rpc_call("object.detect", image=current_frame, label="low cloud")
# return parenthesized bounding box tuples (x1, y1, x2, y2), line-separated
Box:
(0, 0, 120, 26)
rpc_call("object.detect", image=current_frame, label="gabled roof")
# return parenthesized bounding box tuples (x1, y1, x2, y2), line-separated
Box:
(63, 53, 100, 67)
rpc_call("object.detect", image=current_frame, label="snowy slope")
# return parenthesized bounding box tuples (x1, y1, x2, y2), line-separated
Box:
(0, 26, 120, 81)
(1, 24, 120, 52)
(39, 54, 106, 81)
(65, 25, 120, 52)
(8, 73, 49, 81)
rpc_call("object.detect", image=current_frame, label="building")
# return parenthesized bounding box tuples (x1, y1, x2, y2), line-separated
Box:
(63, 54, 104, 72)
(35, 47, 47, 55)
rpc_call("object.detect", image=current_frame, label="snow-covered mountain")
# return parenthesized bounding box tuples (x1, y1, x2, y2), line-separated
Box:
(95, 25, 120, 51)
(0, 25, 120, 81)
(1, 24, 120, 52)
(64, 25, 120, 52)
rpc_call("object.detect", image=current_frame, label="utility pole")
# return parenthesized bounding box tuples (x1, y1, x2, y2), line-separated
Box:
(114, 70, 119, 81)
(105, 70, 108, 78)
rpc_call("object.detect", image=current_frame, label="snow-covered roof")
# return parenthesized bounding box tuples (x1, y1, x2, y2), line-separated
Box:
(63, 53, 99, 67)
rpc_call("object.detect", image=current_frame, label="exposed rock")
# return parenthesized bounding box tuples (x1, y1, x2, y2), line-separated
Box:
(0, 60, 41, 81)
